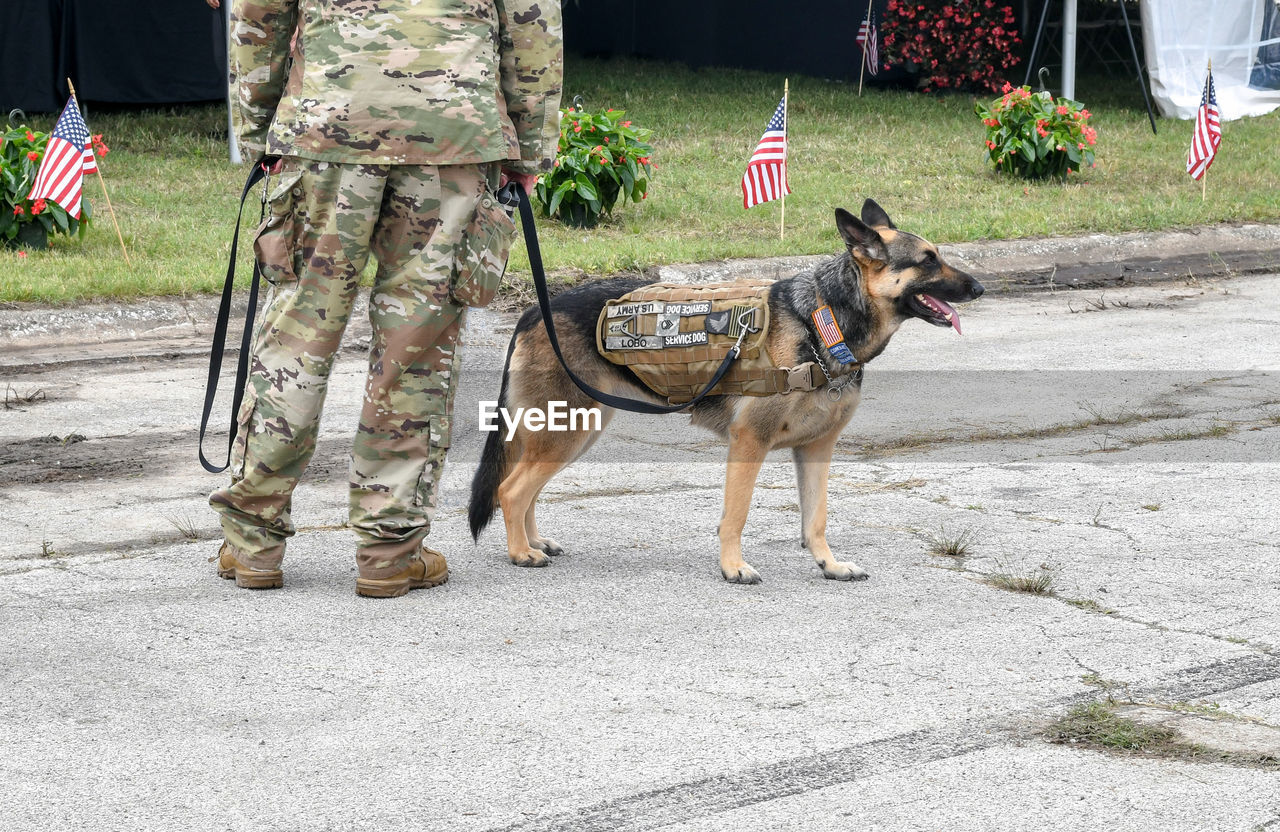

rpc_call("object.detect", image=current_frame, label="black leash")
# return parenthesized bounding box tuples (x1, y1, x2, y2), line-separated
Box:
(198, 175, 738, 475)
(198, 156, 279, 473)
(505, 184, 744, 415)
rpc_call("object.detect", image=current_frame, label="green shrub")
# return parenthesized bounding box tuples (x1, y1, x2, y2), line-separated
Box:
(535, 104, 653, 228)
(975, 83, 1097, 181)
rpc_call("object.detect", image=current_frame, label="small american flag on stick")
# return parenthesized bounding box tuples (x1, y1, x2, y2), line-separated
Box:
(28, 96, 97, 218)
(1186, 62, 1221, 183)
(741, 95, 790, 210)
(857, 10, 879, 78)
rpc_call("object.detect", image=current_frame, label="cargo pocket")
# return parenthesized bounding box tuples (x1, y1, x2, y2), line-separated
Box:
(253, 168, 306, 287)
(449, 189, 515, 308)
(229, 392, 261, 481)
(414, 414, 452, 509)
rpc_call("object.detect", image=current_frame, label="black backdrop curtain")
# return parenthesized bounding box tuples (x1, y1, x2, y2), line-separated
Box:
(564, 0, 903, 83)
(1, 0, 226, 115)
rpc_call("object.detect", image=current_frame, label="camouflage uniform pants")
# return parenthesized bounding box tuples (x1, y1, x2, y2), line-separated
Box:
(210, 157, 495, 577)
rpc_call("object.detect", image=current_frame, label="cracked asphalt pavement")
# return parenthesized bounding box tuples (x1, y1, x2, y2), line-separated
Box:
(2, 273, 1279, 830)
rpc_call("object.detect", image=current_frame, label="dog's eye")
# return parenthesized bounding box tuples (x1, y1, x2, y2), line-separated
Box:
(913, 251, 938, 270)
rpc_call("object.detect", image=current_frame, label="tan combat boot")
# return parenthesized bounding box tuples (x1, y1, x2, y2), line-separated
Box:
(214, 542, 284, 590)
(355, 547, 449, 598)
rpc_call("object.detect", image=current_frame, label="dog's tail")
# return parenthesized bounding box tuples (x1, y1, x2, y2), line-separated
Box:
(468, 335, 518, 541)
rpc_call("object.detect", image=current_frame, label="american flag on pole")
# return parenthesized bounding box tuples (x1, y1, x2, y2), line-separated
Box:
(28, 96, 96, 218)
(741, 95, 790, 209)
(1186, 64, 1221, 181)
(857, 10, 879, 77)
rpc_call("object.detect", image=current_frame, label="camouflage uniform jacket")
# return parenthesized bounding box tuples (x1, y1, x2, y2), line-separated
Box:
(230, 0, 563, 173)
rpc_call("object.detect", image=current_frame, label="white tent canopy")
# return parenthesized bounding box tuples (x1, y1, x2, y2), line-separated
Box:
(1141, 0, 1280, 120)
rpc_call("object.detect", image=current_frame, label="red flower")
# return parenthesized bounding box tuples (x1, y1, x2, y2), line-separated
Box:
(622, 121, 632, 127)
(1056, 105, 1069, 116)
(25, 131, 34, 141)
(27, 151, 39, 161)
(985, 140, 996, 149)
(1001, 82, 1012, 94)
(573, 121, 581, 133)
(31, 199, 46, 215)
(13, 205, 24, 216)
(17, 250, 27, 259)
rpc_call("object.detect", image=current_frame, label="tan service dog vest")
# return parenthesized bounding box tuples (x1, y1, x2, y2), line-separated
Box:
(595, 282, 827, 404)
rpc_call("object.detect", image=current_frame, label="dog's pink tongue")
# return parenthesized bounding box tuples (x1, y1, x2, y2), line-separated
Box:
(923, 294, 962, 334)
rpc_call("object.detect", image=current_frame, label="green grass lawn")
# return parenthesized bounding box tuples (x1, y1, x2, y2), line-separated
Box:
(4, 57, 1278, 303)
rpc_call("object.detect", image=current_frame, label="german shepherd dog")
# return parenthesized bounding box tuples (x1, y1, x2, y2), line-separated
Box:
(469, 200, 984, 584)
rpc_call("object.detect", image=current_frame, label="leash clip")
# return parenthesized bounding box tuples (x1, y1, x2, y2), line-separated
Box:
(496, 182, 521, 219)
(260, 162, 272, 205)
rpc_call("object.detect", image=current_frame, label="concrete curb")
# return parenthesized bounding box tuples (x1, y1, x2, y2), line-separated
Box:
(647, 222, 1280, 290)
(2, 222, 1278, 372)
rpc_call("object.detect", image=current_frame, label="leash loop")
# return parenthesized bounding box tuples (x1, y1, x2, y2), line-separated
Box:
(197, 155, 280, 473)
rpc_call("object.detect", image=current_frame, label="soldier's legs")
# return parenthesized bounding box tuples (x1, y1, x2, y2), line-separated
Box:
(210, 159, 386, 568)
(349, 163, 490, 576)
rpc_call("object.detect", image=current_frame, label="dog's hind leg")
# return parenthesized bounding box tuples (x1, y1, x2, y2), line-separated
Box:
(793, 429, 869, 581)
(498, 422, 600, 568)
(719, 423, 770, 584)
(522, 407, 613, 558)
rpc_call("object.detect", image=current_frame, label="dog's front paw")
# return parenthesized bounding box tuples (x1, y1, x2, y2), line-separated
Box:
(509, 549, 552, 568)
(532, 537, 564, 557)
(721, 563, 762, 584)
(819, 559, 869, 582)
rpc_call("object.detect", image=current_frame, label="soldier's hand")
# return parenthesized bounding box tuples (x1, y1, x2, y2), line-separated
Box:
(206, 0, 220, 8)
(500, 170, 539, 196)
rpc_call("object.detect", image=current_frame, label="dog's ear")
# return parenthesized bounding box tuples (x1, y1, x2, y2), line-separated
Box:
(836, 208, 889, 265)
(860, 198, 896, 230)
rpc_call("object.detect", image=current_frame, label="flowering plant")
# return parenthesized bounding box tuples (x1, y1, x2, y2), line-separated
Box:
(975, 83, 1097, 180)
(535, 104, 653, 228)
(881, 0, 1021, 93)
(0, 125, 106, 247)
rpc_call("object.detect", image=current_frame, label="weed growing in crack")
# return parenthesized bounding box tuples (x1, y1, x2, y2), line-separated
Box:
(166, 514, 202, 541)
(1141, 504, 1162, 512)
(925, 526, 975, 558)
(985, 559, 1055, 595)
(1049, 702, 1178, 750)
(4, 385, 46, 410)
(1065, 598, 1117, 615)
(1156, 423, 1236, 443)
(1047, 701, 1280, 771)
